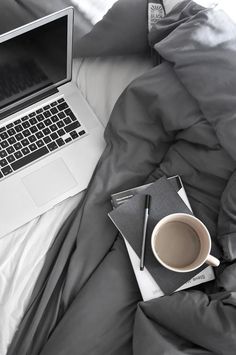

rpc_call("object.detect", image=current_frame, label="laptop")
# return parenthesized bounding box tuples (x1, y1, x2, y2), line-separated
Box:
(0, 7, 105, 238)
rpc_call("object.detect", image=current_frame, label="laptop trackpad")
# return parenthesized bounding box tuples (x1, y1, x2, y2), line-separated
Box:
(22, 158, 77, 207)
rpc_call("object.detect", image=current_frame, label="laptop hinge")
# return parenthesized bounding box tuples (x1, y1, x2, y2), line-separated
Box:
(0, 87, 59, 120)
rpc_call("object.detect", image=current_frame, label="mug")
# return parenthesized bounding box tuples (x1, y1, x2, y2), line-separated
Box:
(151, 213, 220, 273)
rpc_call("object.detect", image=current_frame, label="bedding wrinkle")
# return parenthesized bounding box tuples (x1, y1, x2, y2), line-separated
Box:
(155, 5, 236, 162)
(138, 291, 236, 354)
(0, 194, 80, 355)
(7, 1, 236, 354)
(176, 120, 221, 149)
(39, 237, 140, 355)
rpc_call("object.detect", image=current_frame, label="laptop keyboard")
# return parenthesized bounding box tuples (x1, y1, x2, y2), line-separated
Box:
(0, 98, 86, 180)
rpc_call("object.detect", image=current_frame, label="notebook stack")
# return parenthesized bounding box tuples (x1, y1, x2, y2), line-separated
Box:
(108, 176, 215, 301)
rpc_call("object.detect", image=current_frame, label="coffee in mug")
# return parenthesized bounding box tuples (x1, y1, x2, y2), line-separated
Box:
(151, 213, 220, 272)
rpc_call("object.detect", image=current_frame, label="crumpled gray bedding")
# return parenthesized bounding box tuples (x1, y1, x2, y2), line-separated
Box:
(7, 1, 236, 354)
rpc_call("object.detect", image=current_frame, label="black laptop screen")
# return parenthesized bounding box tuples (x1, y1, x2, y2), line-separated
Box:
(0, 16, 68, 111)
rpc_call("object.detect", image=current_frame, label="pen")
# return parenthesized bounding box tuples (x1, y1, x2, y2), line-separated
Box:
(140, 194, 151, 271)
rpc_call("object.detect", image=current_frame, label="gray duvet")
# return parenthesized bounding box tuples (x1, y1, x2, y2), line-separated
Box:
(7, 1, 236, 354)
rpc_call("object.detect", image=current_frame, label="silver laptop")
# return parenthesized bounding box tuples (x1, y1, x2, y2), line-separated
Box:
(0, 7, 105, 238)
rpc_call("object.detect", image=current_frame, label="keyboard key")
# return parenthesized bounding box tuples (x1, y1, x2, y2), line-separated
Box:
(15, 124, 23, 132)
(51, 101, 57, 107)
(44, 118, 52, 126)
(0, 127, 6, 133)
(65, 108, 77, 122)
(56, 138, 65, 147)
(37, 122, 45, 130)
(0, 171, 3, 179)
(29, 112, 36, 117)
(14, 151, 23, 159)
(70, 131, 78, 139)
(65, 137, 72, 143)
(0, 132, 8, 140)
(0, 141, 9, 148)
(58, 129, 65, 137)
(58, 98, 65, 103)
(29, 143, 37, 151)
(8, 137, 16, 145)
(2, 165, 13, 176)
(43, 105, 50, 110)
(43, 111, 51, 118)
(29, 118, 37, 125)
(51, 115, 59, 123)
(50, 124, 57, 132)
(6, 123, 13, 129)
(29, 135, 37, 143)
(22, 139, 29, 147)
(6, 146, 15, 155)
(57, 121, 65, 128)
(47, 142, 58, 151)
(12, 146, 49, 171)
(22, 147, 30, 155)
(36, 108, 43, 114)
(7, 155, 15, 163)
(14, 119, 21, 125)
(36, 140, 44, 148)
(30, 126, 38, 134)
(21, 116, 28, 121)
(7, 128, 16, 136)
(23, 129, 31, 137)
(43, 128, 50, 136)
(0, 158, 8, 167)
(36, 114, 44, 121)
(22, 121, 30, 129)
(79, 130, 86, 136)
(58, 112, 66, 119)
(58, 102, 68, 111)
(43, 136, 51, 144)
(16, 133, 24, 141)
(50, 132, 58, 140)
(70, 115, 77, 122)
(51, 107, 58, 115)
(65, 108, 72, 115)
(65, 121, 80, 133)
(0, 150, 7, 158)
(14, 142, 22, 150)
(36, 131, 44, 139)
(64, 117, 71, 125)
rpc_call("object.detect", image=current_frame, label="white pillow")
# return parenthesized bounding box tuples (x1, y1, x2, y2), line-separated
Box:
(73, 55, 152, 127)
(163, 0, 220, 14)
(163, 0, 185, 13)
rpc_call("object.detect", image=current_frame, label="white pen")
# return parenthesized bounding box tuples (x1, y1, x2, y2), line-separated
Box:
(140, 194, 151, 271)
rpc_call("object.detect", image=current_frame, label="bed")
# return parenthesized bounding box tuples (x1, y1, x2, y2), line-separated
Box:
(0, 27, 152, 355)
(2, 0, 236, 354)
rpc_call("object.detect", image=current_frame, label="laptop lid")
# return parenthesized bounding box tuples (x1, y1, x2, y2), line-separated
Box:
(0, 7, 74, 119)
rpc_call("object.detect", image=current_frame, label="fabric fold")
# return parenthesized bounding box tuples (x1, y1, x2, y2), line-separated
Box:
(7, 1, 236, 354)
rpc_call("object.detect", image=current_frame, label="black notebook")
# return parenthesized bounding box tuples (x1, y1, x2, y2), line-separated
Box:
(109, 176, 207, 294)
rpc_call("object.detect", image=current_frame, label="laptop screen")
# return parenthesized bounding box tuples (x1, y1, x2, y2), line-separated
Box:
(0, 15, 68, 112)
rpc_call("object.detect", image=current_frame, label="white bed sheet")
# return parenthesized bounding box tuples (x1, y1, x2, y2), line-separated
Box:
(0, 54, 151, 355)
(0, 193, 82, 355)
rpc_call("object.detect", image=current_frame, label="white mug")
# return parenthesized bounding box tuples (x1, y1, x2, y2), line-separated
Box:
(151, 213, 220, 273)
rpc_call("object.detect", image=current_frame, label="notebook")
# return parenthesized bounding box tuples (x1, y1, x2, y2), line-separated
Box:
(109, 176, 215, 297)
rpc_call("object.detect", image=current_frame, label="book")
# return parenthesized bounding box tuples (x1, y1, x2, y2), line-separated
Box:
(111, 175, 190, 210)
(109, 176, 215, 301)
